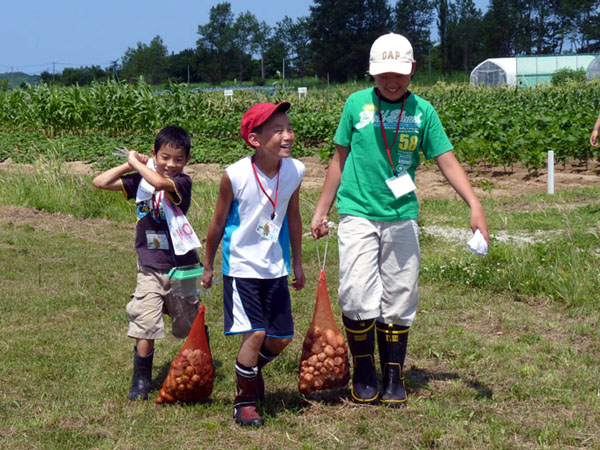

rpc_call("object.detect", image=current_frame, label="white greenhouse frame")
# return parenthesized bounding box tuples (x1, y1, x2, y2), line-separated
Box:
(470, 54, 598, 87)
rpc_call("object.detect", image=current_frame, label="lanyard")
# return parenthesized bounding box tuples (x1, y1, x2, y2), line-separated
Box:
(377, 89, 407, 177)
(152, 191, 162, 221)
(251, 158, 280, 220)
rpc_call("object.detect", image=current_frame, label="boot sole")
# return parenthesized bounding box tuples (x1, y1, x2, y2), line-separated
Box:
(234, 417, 264, 427)
(233, 408, 264, 427)
(351, 390, 379, 404)
(235, 419, 264, 427)
(380, 399, 407, 408)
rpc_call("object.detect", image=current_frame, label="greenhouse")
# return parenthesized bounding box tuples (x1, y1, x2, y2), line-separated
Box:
(586, 54, 600, 80)
(470, 54, 598, 87)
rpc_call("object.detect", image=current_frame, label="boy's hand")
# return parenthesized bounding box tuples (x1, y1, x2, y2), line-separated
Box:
(201, 267, 213, 289)
(590, 129, 599, 147)
(470, 203, 489, 244)
(127, 150, 149, 168)
(291, 263, 305, 291)
(310, 216, 330, 239)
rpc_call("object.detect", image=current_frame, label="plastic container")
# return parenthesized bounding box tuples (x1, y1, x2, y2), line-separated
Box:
(169, 265, 204, 299)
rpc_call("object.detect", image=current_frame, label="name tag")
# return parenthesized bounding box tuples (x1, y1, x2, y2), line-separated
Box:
(385, 172, 416, 198)
(146, 231, 169, 250)
(256, 216, 280, 242)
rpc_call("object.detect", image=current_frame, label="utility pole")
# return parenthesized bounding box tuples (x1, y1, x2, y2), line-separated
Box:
(52, 62, 55, 82)
(187, 65, 190, 84)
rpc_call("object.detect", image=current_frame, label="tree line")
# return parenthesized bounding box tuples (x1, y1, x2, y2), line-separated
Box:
(39, 0, 600, 86)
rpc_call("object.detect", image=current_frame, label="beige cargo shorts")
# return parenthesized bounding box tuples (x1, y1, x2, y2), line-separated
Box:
(126, 263, 199, 340)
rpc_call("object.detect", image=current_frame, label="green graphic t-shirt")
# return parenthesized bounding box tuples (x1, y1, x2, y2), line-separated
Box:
(334, 87, 453, 221)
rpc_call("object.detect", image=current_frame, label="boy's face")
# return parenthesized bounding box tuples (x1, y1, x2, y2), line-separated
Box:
(249, 112, 295, 159)
(151, 144, 190, 178)
(373, 63, 416, 101)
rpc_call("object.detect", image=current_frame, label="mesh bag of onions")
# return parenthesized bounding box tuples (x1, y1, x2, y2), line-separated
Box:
(299, 270, 350, 395)
(155, 305, 214, 404)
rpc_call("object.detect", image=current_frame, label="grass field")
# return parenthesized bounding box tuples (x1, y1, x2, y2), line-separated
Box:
(0, 161, 599, 449)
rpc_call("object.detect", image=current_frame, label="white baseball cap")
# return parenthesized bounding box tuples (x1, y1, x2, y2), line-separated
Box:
(369, 33, 414, 76)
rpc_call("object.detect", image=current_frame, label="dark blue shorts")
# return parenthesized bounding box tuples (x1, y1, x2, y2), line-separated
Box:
(223, 275, 294, 338)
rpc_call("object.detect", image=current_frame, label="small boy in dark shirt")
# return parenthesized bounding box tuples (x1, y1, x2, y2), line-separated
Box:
(93, 126, 200, 400)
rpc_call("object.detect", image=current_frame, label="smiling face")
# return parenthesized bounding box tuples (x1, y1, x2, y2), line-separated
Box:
(250, 111, 295, 160)
(151, 144, 190, 178)
(372, 64, 416, 101)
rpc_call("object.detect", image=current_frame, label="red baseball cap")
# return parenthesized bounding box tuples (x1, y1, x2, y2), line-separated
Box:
(240, 102, 291, 147)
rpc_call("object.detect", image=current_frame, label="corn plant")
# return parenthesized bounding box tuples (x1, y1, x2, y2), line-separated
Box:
(1, 80, 600, 169)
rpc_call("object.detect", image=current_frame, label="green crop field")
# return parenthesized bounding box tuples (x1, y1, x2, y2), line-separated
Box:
(1, 79, 600, 171)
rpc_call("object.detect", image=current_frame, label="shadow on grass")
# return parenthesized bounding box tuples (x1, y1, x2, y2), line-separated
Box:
(149, 363, 491, 413)
(406, 366, 493, 399)
(261, 385, 349, 416)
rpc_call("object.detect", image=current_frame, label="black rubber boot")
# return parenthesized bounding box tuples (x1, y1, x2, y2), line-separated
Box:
(256, 345, 279, 403)
(343, 316, 379, 404)
(233, 362, 264, 427)
(376, 321, 409, 408)
(128, 347, 154, 400)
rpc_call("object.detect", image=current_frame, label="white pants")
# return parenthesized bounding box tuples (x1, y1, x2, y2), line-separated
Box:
(337, 215, 420, 327)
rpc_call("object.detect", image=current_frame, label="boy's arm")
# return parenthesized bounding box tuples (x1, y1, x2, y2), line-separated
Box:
(287, 185, 305, 291)
(310, 145, 349, 239)
(92, 163, 132, 191)
(434, 151, 489, 243)
(590, 110, 600, 146)
(201, 172, 234, 289)
(127, 151, 178, 192)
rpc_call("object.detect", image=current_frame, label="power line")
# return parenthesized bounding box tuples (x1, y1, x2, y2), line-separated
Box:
(0, 60, 119, 75)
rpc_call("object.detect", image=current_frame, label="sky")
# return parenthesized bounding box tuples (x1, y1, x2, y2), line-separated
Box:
(1, 0, 489, 75)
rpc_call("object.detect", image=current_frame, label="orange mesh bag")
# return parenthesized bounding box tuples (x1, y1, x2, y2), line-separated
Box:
(299, 239, 350, 395)
(155, 305, 214, 404)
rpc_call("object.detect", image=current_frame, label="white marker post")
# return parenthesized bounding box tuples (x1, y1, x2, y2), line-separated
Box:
(547, 150, 554, 195)
(298, 87, 307, 99)
(224, 89, 233, 102)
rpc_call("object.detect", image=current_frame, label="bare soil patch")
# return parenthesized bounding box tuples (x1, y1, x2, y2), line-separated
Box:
(185, 157, 600, 199)
(415, 159, 600, 200)
(1, 156, 598, 199)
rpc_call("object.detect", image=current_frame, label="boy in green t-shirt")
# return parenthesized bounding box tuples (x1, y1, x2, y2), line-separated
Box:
(310, 33, 489, 408)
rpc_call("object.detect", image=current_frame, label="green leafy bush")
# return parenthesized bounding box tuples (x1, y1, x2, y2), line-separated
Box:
(551, 68, 586, 85)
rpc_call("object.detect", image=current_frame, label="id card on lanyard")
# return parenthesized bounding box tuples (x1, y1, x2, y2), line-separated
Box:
(146, 191, 170, 249)
(385, 172, 416, 198)
(378, 91, 416, 199)
(252, 158, 282, 242)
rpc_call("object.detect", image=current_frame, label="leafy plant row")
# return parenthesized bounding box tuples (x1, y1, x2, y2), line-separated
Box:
(428, 81, 600, 170)
(1, 80, 599, 169)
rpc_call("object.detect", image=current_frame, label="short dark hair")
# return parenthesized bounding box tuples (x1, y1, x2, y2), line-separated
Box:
(154, 126, 191, 156)
(251, 123, 264, 135)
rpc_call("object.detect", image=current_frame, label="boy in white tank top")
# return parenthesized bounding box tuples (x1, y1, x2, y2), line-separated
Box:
(201, 102, 305, 426)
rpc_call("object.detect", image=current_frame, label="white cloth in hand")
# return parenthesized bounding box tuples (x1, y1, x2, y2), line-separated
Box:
(467, 229, 488, 256)
(135, 158, 156, 202)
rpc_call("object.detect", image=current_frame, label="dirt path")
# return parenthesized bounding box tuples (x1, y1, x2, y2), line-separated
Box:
(126, 157, 600, 199)
(1, 156, 599, 199)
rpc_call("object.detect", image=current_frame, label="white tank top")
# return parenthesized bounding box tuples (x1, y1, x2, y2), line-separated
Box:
(222, 156, 305, 278)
